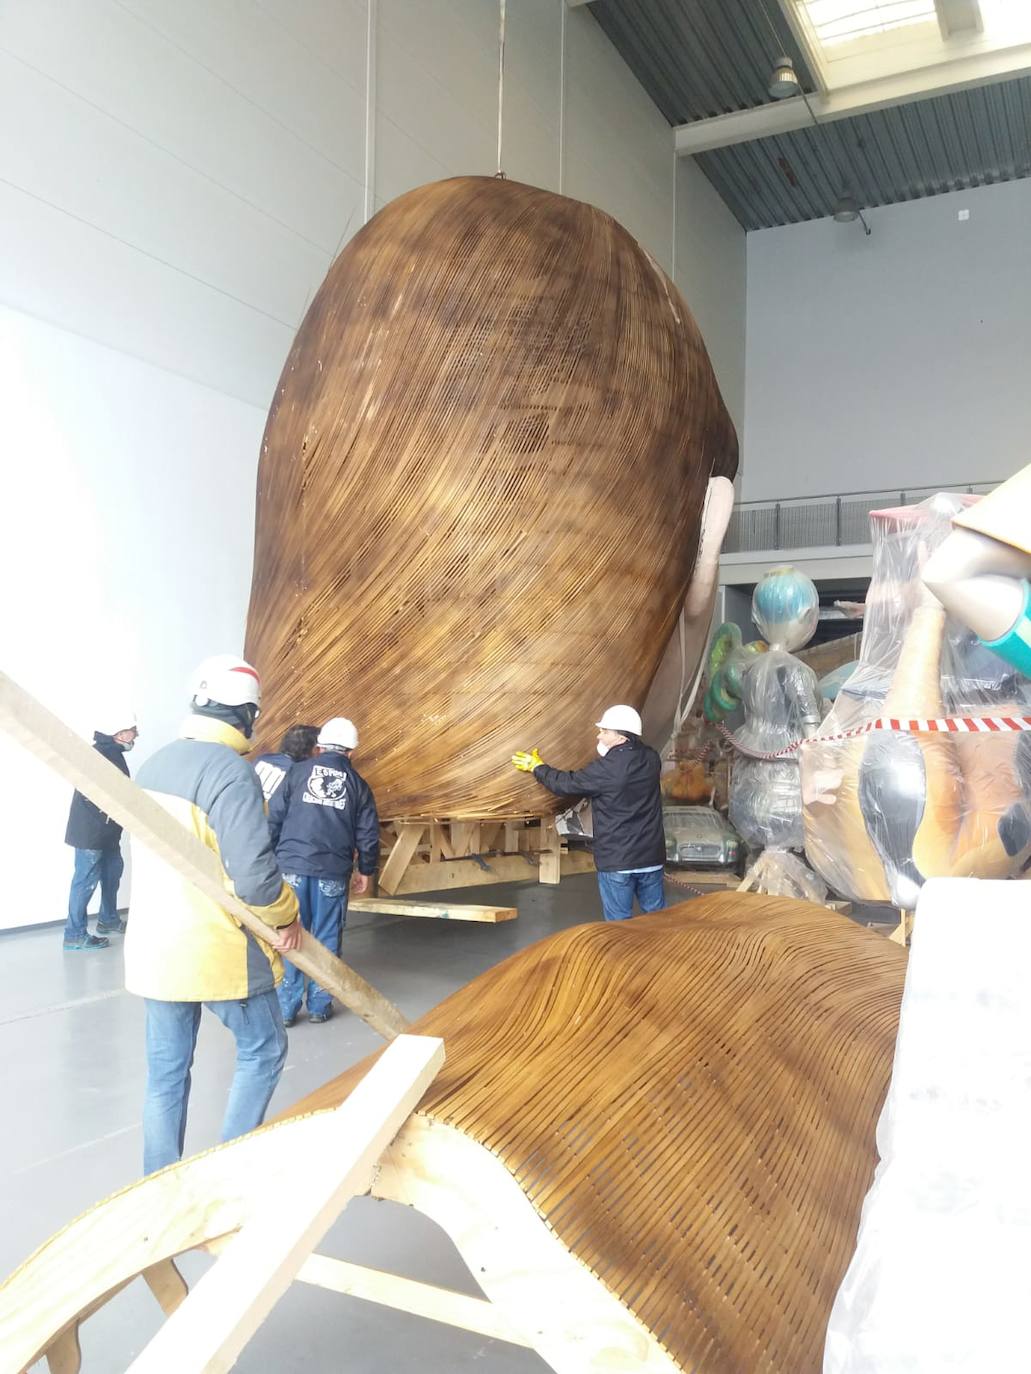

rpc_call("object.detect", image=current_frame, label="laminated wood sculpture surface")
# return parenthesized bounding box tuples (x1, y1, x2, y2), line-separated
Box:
(245, 175, 737, 820)
(3, 895, 905, 1373)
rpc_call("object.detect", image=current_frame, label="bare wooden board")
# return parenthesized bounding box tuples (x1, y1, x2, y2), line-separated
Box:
(394, 849, 596, 895)
(295, 1255, 533, 1348)
(349, 897, 517, 923)
(0, 670, 407, 1041)
(129, 1035, 444, 1374)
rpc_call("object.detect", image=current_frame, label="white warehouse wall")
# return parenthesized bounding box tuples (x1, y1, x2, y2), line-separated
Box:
(0, 0, 745, 929)
(743, 177, 1031, 503)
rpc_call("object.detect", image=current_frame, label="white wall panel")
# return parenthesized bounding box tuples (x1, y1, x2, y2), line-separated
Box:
(0, 0, 363, 254)
(0, 52, 325, 328)
(744, 178, 1031, 502)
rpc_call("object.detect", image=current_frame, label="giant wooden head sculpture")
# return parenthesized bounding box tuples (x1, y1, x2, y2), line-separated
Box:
(245, 176, 737, 819)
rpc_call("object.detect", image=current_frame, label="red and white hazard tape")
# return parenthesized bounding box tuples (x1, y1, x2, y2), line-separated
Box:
(717, 714, 1031, 762)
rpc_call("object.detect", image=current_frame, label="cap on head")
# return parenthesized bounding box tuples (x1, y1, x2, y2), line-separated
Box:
(595, 704, 642, 735)
(317, 717, 359, 750)
(97, 710, 137, 737)
(191, 654, 262, 708)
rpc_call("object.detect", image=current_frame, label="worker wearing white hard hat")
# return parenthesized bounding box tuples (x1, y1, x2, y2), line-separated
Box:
(267, 715, 379, 1026)
(512, 704, 666, 921)
(63, 710, 140, 950)
(124, 653, 302, 1174)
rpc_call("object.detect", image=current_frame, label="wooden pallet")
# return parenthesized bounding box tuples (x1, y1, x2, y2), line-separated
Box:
(377, 817, 589, 896)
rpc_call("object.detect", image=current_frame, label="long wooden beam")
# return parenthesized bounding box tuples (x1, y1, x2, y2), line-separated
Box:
(349, 897, 517, 923)
(0, 670, 407, 1041)
(129, 1035, 444, 1373)
(295, 1254, 533, 1348)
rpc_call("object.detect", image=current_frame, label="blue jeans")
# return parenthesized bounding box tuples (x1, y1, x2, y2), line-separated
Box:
(143, 989, 287, 1174)
(597, 869, 667, 922)
(65, 846, 123, 941)
(278, 874, 349, 1019)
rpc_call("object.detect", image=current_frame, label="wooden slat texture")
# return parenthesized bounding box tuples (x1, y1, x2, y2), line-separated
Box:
(245, 175, 738, 820)
(297, 895, 906, 1372)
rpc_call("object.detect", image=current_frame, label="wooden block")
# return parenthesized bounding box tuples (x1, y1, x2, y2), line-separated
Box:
(394, 849, 595, 895)
(142, 1259, 188, 1317)
(429, 823, 456, 861)
(378, 821, 427, 895)
(296, 1255, 533, 1348)
(128, 1035, 445, 1374)
(538, 821, 562, 887)
(0, 671, 407, 1042)
(503, 822, 522, 853)
(348, 897, 517, 923)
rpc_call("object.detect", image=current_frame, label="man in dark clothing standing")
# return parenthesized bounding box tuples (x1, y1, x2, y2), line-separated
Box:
(63, 711, 138, 949)
(512, 704, 666, 922)
(253, 723, 319, 803)
(268, 716, 379, 1026)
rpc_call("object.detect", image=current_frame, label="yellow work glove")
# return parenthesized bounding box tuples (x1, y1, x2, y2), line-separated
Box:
(511, 747, 543, 773)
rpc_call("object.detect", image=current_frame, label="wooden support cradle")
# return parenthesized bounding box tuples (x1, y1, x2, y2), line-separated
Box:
(1, 894, 906, 1373)
(376, 815, 588, 895)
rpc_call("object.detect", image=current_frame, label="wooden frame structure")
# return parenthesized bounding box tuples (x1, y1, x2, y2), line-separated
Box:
(377, 816, 593, 895)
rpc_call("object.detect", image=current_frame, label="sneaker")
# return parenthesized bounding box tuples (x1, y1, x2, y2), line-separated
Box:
(96, 919, 127, 935)
(282, 1014, 297, 1029)
(63, 933, 110, 951)
(308, 1009, 333, 1025)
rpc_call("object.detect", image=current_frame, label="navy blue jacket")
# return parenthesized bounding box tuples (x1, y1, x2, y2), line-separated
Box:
(267, 750, 380, 878)
(65, 734, 130, 850)
(534, 738, 665, 872)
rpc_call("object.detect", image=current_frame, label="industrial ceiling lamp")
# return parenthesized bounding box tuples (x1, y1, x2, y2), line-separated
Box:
(832, 194, 872, 236)
(768, 56, 800, 99)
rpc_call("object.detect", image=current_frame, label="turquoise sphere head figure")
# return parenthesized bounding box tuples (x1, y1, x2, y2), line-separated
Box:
(752, 566, 819, 652)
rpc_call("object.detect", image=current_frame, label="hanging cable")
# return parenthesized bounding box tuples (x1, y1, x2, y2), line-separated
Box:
(496, 0, 507, 177)
(757, 0, 819, 127)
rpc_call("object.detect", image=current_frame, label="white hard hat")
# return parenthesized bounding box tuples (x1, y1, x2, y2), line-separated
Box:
(317, 717, 359, 750)
(595, 704, 642, 735)
(97, 710, 137, 737)
(191, 654, 262, 708)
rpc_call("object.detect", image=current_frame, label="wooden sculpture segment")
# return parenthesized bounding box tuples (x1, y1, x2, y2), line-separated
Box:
(296, 893, 907, 1372)
(245, 176, 738, 819)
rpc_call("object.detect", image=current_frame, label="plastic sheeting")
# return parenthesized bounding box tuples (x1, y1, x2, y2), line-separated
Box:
(802, 494, 1031, 905)
(825, 877, 1031, 1373)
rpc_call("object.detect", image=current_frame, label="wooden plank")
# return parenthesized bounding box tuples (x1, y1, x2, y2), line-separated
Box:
(0, 671, 407, 1042)
(128, 1035, 444, 1374)
(349, 897, 517, 923)
(503, 822, 523, 853)
(429, 822, 455, 861)
(295, 1254, 533, 1348)
(378, 821, 426, 894)
(395, 849, 595, 895)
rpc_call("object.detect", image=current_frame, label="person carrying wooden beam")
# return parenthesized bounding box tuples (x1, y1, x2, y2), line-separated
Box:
(124, 654, 303, 1175)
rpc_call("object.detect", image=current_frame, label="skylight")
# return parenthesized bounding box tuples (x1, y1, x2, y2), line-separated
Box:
(803, 0, 938, 45)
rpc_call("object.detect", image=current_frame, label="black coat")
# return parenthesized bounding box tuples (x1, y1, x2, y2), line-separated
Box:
(65, 735, 130, 850)
(534, 738, 665, 872)
(268, 750, 380, 878)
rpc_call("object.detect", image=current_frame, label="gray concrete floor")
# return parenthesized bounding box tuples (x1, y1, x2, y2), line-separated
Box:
(3, 872, 608, 1372)
(2, 874, 884, 1371)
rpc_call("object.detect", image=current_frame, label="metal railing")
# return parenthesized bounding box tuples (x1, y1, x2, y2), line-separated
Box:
(723, 480, 999, 555)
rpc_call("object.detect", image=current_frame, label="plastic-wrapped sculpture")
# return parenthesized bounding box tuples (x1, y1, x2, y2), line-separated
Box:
(802, 493, 1031, 906)
(707, 567, 822, 848)
(923, 463, 1031, 676)
(244, 176, 737, 820)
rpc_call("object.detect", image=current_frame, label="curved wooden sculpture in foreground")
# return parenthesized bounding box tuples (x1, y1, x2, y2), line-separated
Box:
(0, 895, 905, 1373)
(245, 175, 738, 820)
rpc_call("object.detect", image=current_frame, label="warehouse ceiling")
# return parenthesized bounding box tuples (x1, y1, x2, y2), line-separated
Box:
(584, 0, 1031, 229)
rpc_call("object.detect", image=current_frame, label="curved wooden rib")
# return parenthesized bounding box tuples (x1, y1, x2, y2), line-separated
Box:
(1, 895, 906, 1373)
